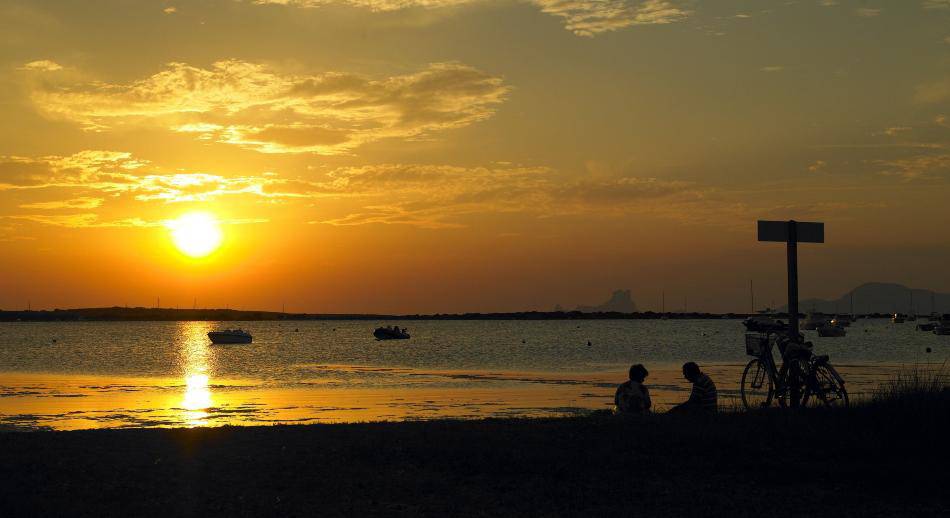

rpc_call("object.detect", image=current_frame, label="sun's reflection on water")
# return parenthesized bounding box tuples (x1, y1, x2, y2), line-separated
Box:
(177, 322, 214, 426)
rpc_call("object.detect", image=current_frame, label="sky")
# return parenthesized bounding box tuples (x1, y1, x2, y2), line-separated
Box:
(1, 0, 949, 314)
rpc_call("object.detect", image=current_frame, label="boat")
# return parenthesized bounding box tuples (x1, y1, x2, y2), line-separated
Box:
(208, 329, 252, 344)
(802, 313, 830, 330)
(916, 322, 937, 332)
(891, 313, 905, 324)
(831, 316, 851, 328)
(743, 316, 788, 333)
(934, 315, 950, 336)
(817, 322, 846, 337)
(374, 326, 410, 340)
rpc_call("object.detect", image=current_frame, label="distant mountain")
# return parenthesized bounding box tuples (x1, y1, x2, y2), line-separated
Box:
(783, 283, 950, 315)
(577, 289, 638, 313)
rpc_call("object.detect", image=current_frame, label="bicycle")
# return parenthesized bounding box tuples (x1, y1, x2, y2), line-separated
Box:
(739, 319, 848, 410)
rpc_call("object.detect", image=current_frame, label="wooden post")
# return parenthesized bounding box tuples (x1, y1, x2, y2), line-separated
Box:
(787, 220, 799, 339)
(757, 219, 823, 340)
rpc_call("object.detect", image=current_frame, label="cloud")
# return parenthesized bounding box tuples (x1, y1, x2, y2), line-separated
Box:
(163, 6, 178, 14)
(19, 197, 104, 210)
(5, 214, 151, 228)
(760, 66, 784, 73)
(875, 154, 950, 181)
(18, 60, 63, 72)
(310, 163, 703, 227)
(807, 160, 827, 172)
(531, 0, 690, 36)
(253, 0, 691, 36)
(855, 8, 881, 17)
(876, 126, 912, 137)
(923, 0, 950, 10)
(29, 60, 510, 154)
(915, 78, 950, 103)
(0, 151, 322, 203)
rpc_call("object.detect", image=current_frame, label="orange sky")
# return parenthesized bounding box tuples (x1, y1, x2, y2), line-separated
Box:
(1, 1, 949, 313)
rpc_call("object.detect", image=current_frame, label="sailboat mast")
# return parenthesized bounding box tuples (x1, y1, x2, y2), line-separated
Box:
(750, 280, 754, 314)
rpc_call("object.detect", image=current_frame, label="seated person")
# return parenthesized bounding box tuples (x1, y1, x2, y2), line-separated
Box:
(614, 364, 651, 414)
(669, 362, 717, 413)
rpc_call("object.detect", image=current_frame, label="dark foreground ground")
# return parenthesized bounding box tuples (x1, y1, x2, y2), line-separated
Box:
(1, 393, 948, 517)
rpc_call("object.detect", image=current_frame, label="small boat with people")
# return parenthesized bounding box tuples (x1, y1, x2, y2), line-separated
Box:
(208, 329, 253, 344)
(374, 325, 410, 340)
(802, 312, 831, 330)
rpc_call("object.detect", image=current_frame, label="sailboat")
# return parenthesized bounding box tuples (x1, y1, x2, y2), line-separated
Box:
(907, 291, 917, 322)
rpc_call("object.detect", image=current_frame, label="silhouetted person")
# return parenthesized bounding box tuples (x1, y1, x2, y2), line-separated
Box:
(614, 364, 651, 414)
(669, 362, 717, 414)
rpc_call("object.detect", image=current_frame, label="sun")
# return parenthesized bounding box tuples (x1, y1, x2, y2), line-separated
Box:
(167, 212, 224, 258)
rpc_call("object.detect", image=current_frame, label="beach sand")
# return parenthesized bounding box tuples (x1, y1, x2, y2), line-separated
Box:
(1, 391, 947, 517)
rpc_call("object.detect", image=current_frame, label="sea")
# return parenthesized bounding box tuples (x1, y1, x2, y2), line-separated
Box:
(1, 319, 946, 430)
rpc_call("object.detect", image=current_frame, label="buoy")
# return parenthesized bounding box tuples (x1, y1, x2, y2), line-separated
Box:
(587, 340, 592, 346)
(522, 339, 526, 344)
(926, 347, 932, 353)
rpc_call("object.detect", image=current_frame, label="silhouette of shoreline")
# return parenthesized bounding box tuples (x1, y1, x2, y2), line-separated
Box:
(1, 306, 918, 322)
(1, 307, 764, 322)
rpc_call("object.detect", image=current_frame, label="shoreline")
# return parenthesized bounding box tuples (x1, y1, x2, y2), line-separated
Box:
(3, 362, 943, 431)
(0, 306, 914, 322)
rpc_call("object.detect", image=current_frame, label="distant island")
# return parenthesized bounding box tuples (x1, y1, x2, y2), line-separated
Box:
(576, 289, 638, 313)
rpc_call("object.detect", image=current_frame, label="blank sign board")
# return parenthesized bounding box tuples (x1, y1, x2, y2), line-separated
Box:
(757, 220, 824, 243)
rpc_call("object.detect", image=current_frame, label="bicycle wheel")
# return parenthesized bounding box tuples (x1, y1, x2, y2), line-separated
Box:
(740, 358, 774, 410)
(802, 363, 849, 409)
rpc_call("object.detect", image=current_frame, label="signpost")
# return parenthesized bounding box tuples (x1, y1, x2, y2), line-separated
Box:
(757, 220, 824, 339)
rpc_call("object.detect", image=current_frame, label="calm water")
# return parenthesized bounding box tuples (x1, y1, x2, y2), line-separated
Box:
(1, 319, 946, 430)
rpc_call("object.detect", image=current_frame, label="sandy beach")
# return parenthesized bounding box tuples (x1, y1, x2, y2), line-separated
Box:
(2, 390, 947, 517)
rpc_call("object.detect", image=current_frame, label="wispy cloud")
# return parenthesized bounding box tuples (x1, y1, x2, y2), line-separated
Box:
(0, 151, 321, 203)
(253, 0, 691, 36)
(915, 78, 950, 103)
(923, 0, 950, 10)
(6, 214, 151, 228)
(19, 197, 104, 210)
(17, 60, 63, 72)
(310, 163, 704, 227)
(855, 7, 881, 17)
(875, 154, 950, 181)
(26, 60, 510, 155)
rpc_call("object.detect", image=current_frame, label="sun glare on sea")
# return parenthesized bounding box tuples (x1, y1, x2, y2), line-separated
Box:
(167, 212, 223, 258)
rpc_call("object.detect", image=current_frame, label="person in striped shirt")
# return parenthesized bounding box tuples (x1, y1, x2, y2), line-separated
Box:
(670, 362, 717, 413)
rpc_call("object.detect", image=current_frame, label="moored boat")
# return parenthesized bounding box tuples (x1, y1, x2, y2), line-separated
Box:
(802, 313, 830, 330)
(208, 329, 252, 344)
(831, 316, 851, 327)
(891, 313, 905, 324)
(934, 315, 950, 336)
(374, 326, 410, 340)
(817, 323, 846, 337)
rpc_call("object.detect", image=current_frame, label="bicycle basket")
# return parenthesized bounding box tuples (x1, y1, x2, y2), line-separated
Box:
(745, 333, 769, 356)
